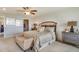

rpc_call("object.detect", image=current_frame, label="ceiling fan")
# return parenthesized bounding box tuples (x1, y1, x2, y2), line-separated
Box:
(17, 7, 37, 15)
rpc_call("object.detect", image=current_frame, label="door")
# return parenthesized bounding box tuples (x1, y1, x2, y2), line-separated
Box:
(23, 19, 29, 31)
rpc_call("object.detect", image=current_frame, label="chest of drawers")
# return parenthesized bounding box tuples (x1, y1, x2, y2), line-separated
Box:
(62, 32, 79, 46)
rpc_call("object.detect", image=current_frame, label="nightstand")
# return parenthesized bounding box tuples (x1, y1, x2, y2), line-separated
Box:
(62, 32, 79, 46)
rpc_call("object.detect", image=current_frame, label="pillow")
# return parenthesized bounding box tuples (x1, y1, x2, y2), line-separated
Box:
(37, 27, 45, 32)
(44, 27, 55, 32)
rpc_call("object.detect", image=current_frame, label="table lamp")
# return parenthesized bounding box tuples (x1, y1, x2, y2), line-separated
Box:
(67, 21, 77, 32)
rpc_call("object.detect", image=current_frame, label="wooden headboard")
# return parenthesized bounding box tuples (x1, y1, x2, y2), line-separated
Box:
(39, 21, 57, 32)
(39, 21, 57, 40)
(39, 21, 57, 27)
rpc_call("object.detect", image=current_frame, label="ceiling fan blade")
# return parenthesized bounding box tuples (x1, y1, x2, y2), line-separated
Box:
(31, 10, 37, 12)
(23, 7, 30, 10)
(23, 7, 27, 10)
(17, 7, 37, 15)
(31, 12, 36, 15)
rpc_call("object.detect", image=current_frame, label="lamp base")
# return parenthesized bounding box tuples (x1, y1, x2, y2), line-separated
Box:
(70, 26, 74, 32)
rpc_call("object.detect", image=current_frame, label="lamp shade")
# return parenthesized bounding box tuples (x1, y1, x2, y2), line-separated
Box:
(67, 21, 77, 26)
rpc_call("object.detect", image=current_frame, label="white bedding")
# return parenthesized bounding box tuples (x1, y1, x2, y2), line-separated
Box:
(38, 31, 52, 46)
(34, 31, 56, 51)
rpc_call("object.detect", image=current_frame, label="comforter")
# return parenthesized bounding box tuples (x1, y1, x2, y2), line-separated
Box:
(34, 31, 56, 51)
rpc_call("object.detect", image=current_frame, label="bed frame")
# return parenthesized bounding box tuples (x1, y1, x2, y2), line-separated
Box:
(39, 21, 57, 40)
(34, 21, 57, 51)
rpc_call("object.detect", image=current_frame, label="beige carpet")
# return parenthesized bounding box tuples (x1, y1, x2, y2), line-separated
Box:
(40, 42, 79, 52)
(0, 38, 22, 52)
(0, 37, 79, 52)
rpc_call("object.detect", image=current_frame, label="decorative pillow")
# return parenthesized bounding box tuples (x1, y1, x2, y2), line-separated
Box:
(44, 27, 55, 32)
(37, 27, 45, 32)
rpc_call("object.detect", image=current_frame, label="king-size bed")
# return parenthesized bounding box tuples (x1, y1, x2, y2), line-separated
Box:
(34, 21, 57, 51)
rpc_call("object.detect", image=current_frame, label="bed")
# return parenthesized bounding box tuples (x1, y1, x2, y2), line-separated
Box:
(34, 21, 57, 51)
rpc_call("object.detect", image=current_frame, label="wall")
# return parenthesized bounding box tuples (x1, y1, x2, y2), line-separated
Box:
(29, 8, 79, 41)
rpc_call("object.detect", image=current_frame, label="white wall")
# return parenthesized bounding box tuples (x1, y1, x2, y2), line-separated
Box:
(29, 8, 79, 41)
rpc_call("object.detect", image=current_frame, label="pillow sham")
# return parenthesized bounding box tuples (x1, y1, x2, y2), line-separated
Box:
(44, 27, 55, 32)
(37, 27, 45, 32)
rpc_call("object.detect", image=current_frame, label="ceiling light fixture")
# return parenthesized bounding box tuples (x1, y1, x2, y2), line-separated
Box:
(2, 8, 6, 11)
(24, 11, 30, 15)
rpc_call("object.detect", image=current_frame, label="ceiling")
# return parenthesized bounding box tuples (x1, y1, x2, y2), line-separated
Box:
(0, 7, 68, 15)
(0, 7, 79, 17)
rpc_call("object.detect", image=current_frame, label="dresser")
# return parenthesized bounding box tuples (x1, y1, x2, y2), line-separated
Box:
(62, 32, 79, 46)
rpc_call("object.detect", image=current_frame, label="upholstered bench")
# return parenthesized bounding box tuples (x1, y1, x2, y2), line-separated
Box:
(16, 37, 34, 51)
(15, 31, 37, 51)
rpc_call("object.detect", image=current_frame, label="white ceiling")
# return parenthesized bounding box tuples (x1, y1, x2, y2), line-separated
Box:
(0, 7, 68, 15)
(0, 7, 79, 16)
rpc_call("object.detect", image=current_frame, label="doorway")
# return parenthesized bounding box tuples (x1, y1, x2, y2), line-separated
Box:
(23, 19, 29, 31)
(0, 16, 4, 39)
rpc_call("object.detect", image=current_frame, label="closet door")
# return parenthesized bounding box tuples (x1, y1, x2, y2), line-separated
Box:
(4, 17, 16, 38)
(16, 20, 23, 33)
